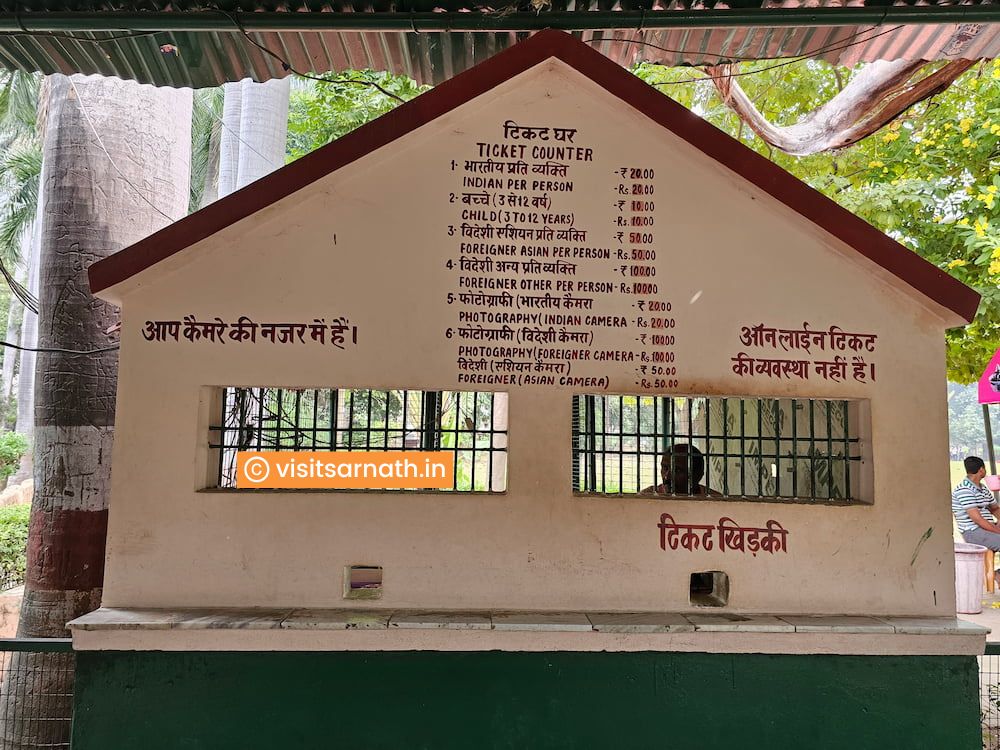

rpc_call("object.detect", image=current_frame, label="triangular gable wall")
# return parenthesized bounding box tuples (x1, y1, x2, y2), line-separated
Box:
(89, 30, 978, 326)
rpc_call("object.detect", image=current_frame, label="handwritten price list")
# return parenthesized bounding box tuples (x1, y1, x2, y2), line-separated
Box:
(447, 119, 678, 390)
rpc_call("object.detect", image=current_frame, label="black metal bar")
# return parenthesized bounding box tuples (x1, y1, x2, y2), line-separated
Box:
(757, 399, 763, 494)
(773, 399, 781, 497)
(843, 400, 851, 499)
(686, 397, 693, 495)
(365, 389, 374, 449)
(791, 399, 798, 498)
(435, 391, 444, 453)
(0, 639, 73, 653)
(331, 388, 339, 449)
(985, 404, 997, 477)
(274, 388, 285, 449)
(382, 389, 391, 449)
(660, 396, 670, 456)
(809, 399, 817, 499)
(217, 387, 228, 488)
(584, 396, 597, 492)
(5, 6, 996, 32)
(649, 396, 656, 491)
(704, 397, 711, 494)
(826, 400, 834, 499)
(722, 398, 729, 497)
(633, 397, 641, 492)
(346, 389, 356, 450)
(571, 395, 581, 491)
(618, 395, 624, 494)
(471, 391, 478, 491)
(488, 391, 495, 490)
(255, 387, 265, 451)
(293, 390, 302, 450)
(453, 391, 461, 488)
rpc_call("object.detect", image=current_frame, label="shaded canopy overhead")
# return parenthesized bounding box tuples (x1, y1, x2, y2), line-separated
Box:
(0, 0, 997, 87)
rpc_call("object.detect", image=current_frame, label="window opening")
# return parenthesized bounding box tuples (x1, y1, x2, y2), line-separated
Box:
(572, 395, 863, 503)
(210, 387, 507, 491)
(689, 571, 729, 607)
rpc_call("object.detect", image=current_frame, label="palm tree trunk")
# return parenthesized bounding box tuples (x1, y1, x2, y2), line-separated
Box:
(26, 71, 191, 627)
(0, 252, 27, 423)
(9, 212, 41, 486)
(15, 215, 39, 442)
(199, 118, 221, 208)
(235, 77, 289, 190)
(1, 73, 191, 750)
(218, 81, 242, 197)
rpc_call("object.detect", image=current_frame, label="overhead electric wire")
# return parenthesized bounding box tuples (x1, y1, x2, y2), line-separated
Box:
(0, 259, 37, 313)
(68, 77, 181, 224)
(0, 339, 118, 355)
(640, 22, 909, 87)
(214, 111, 284, 172)
(214, 9, 407, 103)
(587, 16, 899, 64)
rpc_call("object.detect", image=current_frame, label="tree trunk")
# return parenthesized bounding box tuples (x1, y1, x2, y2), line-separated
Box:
(1, 73, 191, 750)
(15, 213, 40, 442)
(199, 116, 221, 209)
(0, 250, 27, 424)
(218, 81, 242, 197)
(9, 211, 42, 486)
(235, 77, 289, 190)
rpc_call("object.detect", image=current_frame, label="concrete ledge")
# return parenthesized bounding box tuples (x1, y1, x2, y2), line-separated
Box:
(69, 607, 988, 655)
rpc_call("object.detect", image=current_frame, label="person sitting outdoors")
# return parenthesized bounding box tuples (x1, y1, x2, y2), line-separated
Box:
(952, 455, 1000, 550)
(642, 444, 722, 497)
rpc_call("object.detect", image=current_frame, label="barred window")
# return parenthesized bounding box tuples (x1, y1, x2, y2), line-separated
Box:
(572, 395, 865, 503)
(209, 388, 507, 491)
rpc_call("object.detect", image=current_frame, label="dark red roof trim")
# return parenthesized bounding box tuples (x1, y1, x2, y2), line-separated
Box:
(88, 29, 980, 323)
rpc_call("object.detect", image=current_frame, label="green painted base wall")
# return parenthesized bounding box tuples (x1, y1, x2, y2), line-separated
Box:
(72, 651, 979, 749)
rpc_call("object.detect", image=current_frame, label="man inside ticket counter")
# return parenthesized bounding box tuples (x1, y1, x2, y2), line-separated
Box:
(642, 444, 722, 497)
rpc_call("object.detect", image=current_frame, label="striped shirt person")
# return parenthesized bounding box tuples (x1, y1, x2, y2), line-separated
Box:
(953, 456, 1000, 551)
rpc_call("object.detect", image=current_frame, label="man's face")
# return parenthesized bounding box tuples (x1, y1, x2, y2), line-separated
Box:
(661, 451, 692, 494)
(976, 466, 989, 482)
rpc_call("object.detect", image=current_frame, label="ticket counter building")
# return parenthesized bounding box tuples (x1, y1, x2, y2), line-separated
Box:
(72, 31, 984, 749)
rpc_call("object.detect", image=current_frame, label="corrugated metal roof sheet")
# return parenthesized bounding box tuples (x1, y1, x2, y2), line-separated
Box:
(0, 2, 996, 87)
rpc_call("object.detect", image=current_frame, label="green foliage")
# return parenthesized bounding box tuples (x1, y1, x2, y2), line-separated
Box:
(0, 71, 40, 268)
(947, 381, 998, 457)
(190, 87, 224, 213)
(0, 502, 30, 587)
(0, 431, 27, 481)
(0, 72, 40, 148)
(0, 144, 40, 265)
(634, 59, 1000, 383)
(286, 71, 429, 161)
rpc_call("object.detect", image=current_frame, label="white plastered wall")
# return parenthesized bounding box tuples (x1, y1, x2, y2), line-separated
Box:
(99, 60, 957, 617)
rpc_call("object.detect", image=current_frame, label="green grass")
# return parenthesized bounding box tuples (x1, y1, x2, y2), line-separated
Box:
(0, 502, 29, 588)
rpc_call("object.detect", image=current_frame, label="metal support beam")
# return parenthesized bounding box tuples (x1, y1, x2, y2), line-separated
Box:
(0, 6, 997, 32)
(985, 403, 997, 476)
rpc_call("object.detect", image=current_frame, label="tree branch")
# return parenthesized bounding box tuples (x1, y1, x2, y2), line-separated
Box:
(709, 59, 976, 156)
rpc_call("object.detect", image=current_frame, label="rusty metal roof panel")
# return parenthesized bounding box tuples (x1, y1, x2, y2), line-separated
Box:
(0, 2, 996, 87)
(836, 21, 1000, 64)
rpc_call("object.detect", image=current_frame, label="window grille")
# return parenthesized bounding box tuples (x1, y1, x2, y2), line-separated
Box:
(210, 387, 507, 491)
(572, 395, 864, 503)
